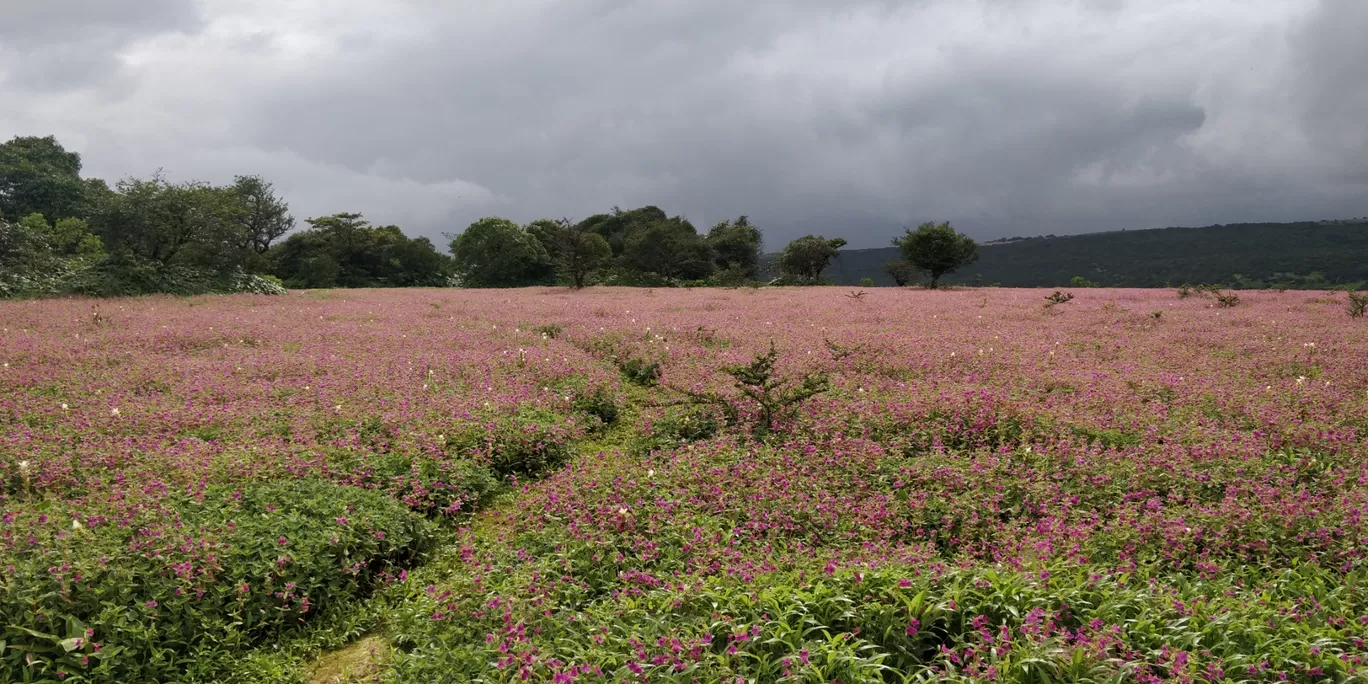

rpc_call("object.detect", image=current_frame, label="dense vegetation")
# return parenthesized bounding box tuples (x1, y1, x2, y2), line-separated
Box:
(2, 287, 1366, 682)
(816, 221, 1368, 289)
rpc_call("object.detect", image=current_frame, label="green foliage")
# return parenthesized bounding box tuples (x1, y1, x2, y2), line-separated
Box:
(533, 323, 563, 339)
(272, 213, 452, 288)
(1214, 290, 1241, 308)
(883, 259, 917, 286)
(622, 216, 717, 282)
(1070, 275, 1099, 287)
(231, 175, 295, 257)
(579, 205, 668, 256)
(634, 405, 721, 454)
(706, 215, 763, 279)
(892, 221, 979, 289)
(777, 235, 847, 284)
(619, 356, 663, 387)
(722, 342, 830, 436)
(90, 173, 247, 273)
(571, 386, 621, 428)
(447, 414, 573, 479)
(553, 221, 613, 289)
(0, 479, 434, 682)
(0, 135, 88, 222)
(448, 217, 554, 288)
(387, 557, 1368, 683)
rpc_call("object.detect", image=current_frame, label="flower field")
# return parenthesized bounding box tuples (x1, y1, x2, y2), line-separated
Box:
(2, 287, 1367, 682)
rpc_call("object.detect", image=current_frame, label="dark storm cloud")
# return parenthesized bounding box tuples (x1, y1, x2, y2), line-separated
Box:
(0, 0, 1363, 247)
(0, 0, 203, 89)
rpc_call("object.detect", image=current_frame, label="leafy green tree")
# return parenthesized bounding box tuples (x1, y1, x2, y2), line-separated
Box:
(231, 175, 294, 255)
(269, 213, 451, 288)
(883, 260, 917, 286)
(892, 221, 978, 289)
(579, 206, 669, 256)
(622, 217, 716, 282)
(0, 135, 87, 222)
(524, 219, 565, 263)
(554, 222, 612, 289)
(19, 213, 104, 260)
(706, 215, 763, 280)
(777, 235, 847, 284)
(449, 217, 554, 288)
(91, 174, 247, 272)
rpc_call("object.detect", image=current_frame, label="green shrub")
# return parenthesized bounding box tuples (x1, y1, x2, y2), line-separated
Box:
(448, 413, 574, 479)
(634, 405, 721, 454)
(618, 357, 662, 387)
(571, 386, 620, 428)
(323, 449, 498, 515)
(0, 479, 434, 682)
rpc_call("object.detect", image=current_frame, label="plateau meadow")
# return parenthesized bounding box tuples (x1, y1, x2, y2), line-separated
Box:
(1, 287, 1366, 683)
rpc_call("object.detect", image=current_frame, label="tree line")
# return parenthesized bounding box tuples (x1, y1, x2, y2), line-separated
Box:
(1, 134, 983, 297)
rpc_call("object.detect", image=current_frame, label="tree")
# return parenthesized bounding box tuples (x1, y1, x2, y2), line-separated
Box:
(269, 213, 452, 288)
(555, 222, 613, 288)
(91, 174, 246, 272)
(777, 235, 847, 284)
(449, 217, 554, 288)
(622, 217, 716, 282)
(580, 206, 669, 256)
(707, 216, 763, 279)
(892, 221, 979, 289)
(883, 260, 917, 286)
(232, 175, 294, 255)
(0, 136, 88, 223)
(524, 219, 565, 263)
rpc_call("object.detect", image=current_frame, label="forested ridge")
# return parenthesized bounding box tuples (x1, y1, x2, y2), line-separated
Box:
(803, 220, 1368, 289)
(4, 133, 1363, 297)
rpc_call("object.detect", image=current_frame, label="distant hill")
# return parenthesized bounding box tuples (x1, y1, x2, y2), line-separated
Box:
(765, 220, 1368, 288)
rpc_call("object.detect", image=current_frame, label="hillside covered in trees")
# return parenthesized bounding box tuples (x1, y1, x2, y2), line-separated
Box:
(807, 221, 1368, 289)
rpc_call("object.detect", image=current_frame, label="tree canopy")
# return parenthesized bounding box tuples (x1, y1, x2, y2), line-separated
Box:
(776, 235, 847, 284)
(449, 217, 554, 288)
(0, 135, 89, 223)
(891, 221, 979, 289)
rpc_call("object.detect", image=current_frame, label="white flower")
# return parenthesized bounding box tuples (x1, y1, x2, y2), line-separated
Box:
(72, 519, 83, 530)
(110, 408, 120, 416)
(17, 460, 29, 470)
(647, 469, 655, 478)
(617, 507, 629, 516)
(334, 404, 342, 411)
(1296, 376, 1306, 384)
(60, 403, 68, 410)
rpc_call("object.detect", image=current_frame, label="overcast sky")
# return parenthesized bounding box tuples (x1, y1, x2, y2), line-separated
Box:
(1, 0, 1364, 248)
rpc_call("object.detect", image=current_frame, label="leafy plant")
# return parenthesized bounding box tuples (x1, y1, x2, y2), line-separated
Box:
(1214, 290, 1241, 308)
(618, 356, 662, 387)
(720, 342, 831, 436)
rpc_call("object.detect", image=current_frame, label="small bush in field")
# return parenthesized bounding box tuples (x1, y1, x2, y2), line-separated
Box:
(618, 356, 662, 386)
(1214, 290, 1241, 308)
(571, 385, 620, 427)
(1348, 291, 1368, 318)
(1044, 290, 1074, 306)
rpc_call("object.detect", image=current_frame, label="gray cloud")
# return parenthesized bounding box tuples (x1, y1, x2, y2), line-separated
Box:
(0, 0, 1363, 248)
